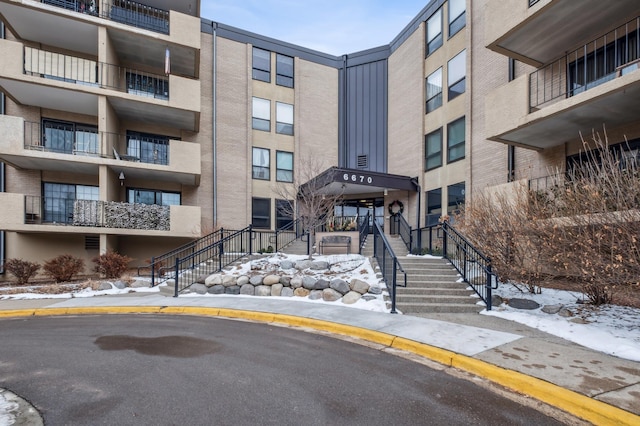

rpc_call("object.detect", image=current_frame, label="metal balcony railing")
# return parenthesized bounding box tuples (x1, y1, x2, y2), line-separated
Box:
(530, 16, 640, 109)
(24, 46, 169, 100)
(41, 0, 169, 35)
(24, 196, 170, 230)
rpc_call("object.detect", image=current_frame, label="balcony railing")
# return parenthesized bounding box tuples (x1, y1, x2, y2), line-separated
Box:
(41, 0, 169, 35)
(530, 16, 640, 109)
(24, 46, 169, 100)
(25, 196, 170, 230)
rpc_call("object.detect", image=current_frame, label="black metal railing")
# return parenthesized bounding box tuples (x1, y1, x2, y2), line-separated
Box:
(441, 221, 496, 310)
(41, 0, 170, 34)
(24, 46, 170, 100)
(530, 16, 640, 109)
(409, 224, 444, 256)
(173, 226, 253, 296)
(149, 228, 235, 286)
(373, 221, 406, 314)
(24, 196, 170, 230)
(391, 214, 413, 252)
(24, 121, 103, 157)
(251, 218, 302, 254)
(358, 212, 370, 253)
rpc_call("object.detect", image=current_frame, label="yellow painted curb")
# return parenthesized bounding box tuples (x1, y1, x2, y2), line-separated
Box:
(179, 307, 220, 316)
(392, 336, 455, 367)
(0, 309, 36, 318)
(217, 308, 276, 323)
(452, 355, 639, 426)
(34, 308, 69, 316)
(159, 306, 187, 314)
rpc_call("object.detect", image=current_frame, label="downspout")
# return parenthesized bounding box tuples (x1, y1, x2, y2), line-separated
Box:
(507, 58, 516, 182)
(0, 20, 5, 274)
(212, 22, 218, 227)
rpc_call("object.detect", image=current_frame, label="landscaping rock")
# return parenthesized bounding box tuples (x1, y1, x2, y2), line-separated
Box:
(281, 287, 294, 297)
(240, 284, 255, 296)
(208, 285, 225, 295)
(98, 282, 113, 291)
(558, 307, 574, 317)
(263, 275, 281, 286)
(130, 280, 149, 288)
(490, 295, 504, 307)
(249, 275, 264, 286)
(542, 304, 564, 315)
(362, 295, 377, 302)
(302, 276, 317, 290)
(222, 275, 237, 287)
(368, 285, 382, 295)
(313, 279, 330, 290)
(254, 285, 271, 297)
(280, 276, 291, 287)
(271, 284, 283, 297)
(191, 283, 208, 295)
(570, 317, 589, 324)
(205, 274, 222, 287)
(225, 285, 241, 295)
(309, 290, 323, 300)
(310, 261, 329, 270)
(322, 288, 342, 302)
(294, 288, 310, 297)
(342, 291, 362, 304)
(295, 260, 312, 270)
(330, 279, 350, 295)
(236, 275, 249, 286)
(290, 277, 303, 289)
(113, 280, 127, 289)
(350, 279, 370, 295)
(508, 298, 540, 310)
(280, 260, 294, 270)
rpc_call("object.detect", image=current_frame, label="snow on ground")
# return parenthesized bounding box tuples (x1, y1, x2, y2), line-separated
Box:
(1, 253, 639, 361)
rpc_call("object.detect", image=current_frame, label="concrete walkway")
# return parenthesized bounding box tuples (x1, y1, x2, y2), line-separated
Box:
(0, 294, 638, 425)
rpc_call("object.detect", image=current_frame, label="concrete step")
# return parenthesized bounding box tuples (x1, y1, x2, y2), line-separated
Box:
(398, 287, 474, 296)
(398, 303, 483, 314)
(396, 294, 477, 304)
(401, 267, 459, 275)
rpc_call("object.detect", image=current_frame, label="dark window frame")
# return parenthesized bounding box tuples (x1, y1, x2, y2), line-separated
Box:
(276, 199, 294, 230)
(447, 50, 466, 100)
(448, 0, 466, 38)
(126, 130, 170, 165)
(275, 102, 294, 135)
(426, 188, 442, 227)
(426, 67, 443, 113)
(447, 116, 466, 163)
(252, 197, 271, 229)
(42, 118, 98, 155)
(275, 150, 293, 182)
(252, 47, 271, 83)
(425, 128, 443, 171)
(127, 188, 181, 206)
(252, 97, 271, 132)
(425, 8, 443, 57)
(276, 53, 294, 88)
(447, 182, 465, 215)
(252, 147, 270, 180)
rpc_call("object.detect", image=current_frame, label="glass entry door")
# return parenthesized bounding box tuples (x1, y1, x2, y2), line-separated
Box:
(335, 198, 384, 233)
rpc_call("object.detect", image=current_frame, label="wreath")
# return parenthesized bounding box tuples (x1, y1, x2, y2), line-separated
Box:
(388, 200, 404, 216)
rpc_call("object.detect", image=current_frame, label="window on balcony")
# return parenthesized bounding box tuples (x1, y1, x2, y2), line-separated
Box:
(426, 8, 442, 56)
(126, 131, 169, 165)
(276, 151, 293, 182)
(426, 68, 443, 113)
(43, 182, 98, 224)
(448, 0, 466, 37)
(447, 50, 466, 100)
(41, 119, 98, 155)
(252, 97, 271, 131)
(276, 53, 294, 88)
(110, 0, 169, 34)
(252, 47, 271, 82)
(127, 189, 180, 206)
(447, 116, 465, 163)
(253, 147, 270, 180)
(252, 197, 271, 229)
(276, 102, 294, 135)
(425, 128, 442, 171)
(43, 0, 98, 15)
(126, 72, 168, 100)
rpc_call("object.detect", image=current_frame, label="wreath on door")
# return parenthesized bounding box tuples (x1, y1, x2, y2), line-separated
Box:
(388, 200, 404, 216)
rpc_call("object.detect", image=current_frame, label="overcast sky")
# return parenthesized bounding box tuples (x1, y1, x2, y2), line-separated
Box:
(200, 0, 429, 56)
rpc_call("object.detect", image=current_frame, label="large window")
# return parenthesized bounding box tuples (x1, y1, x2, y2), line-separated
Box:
(447, 116, 465, 163)
(426, 188, 442, 226)
(448, 50, 466, 100)
(276, 53, 294, 88)
(276, 102, 294, 135)
(126, 72, 168, 100)
(448, 0, 466, 37)
(276, 151, 293, 182)
(42, 119, 98, 155)
(252, 147, 270, 180)
(252, 197, 271, 229)
(252, 97, 271, 131)
(43, 183, 98, 224)
(426, 8, 442, 56)
(426, 68, 442, 113)
(126, 131, 169, 165)
(447, 182, 465, 214)
(127, 189, 180, 206)
(252, 47, 271, 82)
(276, 199, 293, 229)
(425, 129, 442, 171)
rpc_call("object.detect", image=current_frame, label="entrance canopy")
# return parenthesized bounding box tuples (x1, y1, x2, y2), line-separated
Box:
(301, 167, 419, 196)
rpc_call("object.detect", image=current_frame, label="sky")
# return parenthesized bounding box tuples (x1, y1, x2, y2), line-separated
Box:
(200, 0, 430, 56)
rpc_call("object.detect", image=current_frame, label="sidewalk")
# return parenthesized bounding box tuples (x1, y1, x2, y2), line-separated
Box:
(0, 293, 638, 425)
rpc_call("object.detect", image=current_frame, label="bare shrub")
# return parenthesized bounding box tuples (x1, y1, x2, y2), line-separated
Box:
(43, 254, 85, 283)
(93, 251, 132, 278)
(4, 258, 40, 285)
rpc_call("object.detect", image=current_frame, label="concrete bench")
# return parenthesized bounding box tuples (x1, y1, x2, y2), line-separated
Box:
(320, 235, 351, 254)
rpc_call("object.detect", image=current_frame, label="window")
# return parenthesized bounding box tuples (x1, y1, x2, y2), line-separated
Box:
(447, 116, 465, 163)
(448, 50, 466, 100)
(252, 197, 271, 229)
(448, 0, 466, 37)
(43, 183, 98, 224)
(42, 119, 98, 155)
(276, 102, 294, 135)
(252, 47, 271, 82)
(447, 182, 465, 214)
(426, 68, 442, 112)
(252, 147, 270, 180)
(126, 131, 169, 165)
(425, 129, 442, 171)
(276, 53, 294, 87)
(276, 151, 293, 182)
(276, 199, 293, 230)
(426, 188, 442, 226)
(126, 72, 168, 100)
(426, 8, 442, 56)
(252, 97, 271, 131)
(127, 189, 181, 206)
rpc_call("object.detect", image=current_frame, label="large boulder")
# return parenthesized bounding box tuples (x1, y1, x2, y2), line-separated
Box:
(290, 277, 303, 289)
(279, 276, 291, 287)
(205, 274, 222, 287)
(191, 283, 208, 295)
(302, 276, 317, 290)
(271, 284, 283, 297)
(310, 261, 329, 270)
(255, 285, 271, 297)
(263, 275, 281, 286)
(330, 279, 350, 295)
(295, 260, 312, 270)
(281, 287, 294, 297)
(249, 275, 264, 286)
(350, 279, 370, 295)
(225, 285, 241, 295)
(207, 285, 225, 295)
(280, 260, 294, 270)
(342, 291, 362, 304)
(308, 290, 323, 300)
(240, 284, 255, 296)
(313, 279, 330, 290)
(322, 288, 342, 302)
(222, 275, 237, 287)
(236, 275, 250, 286)
(294, 288, 310, 297)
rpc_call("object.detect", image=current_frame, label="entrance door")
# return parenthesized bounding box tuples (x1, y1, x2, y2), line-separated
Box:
(337, 198, 384, 233)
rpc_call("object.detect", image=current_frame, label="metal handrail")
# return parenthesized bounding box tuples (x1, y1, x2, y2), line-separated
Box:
(373, 220, 406, 314)
(392, 214, 412, 252)
(173, 226, 252, 296)
(441, 221, 497, 310)
(358, 211, 370, 253)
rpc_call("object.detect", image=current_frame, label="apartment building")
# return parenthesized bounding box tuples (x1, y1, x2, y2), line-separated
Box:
(1, 0, 637, 278)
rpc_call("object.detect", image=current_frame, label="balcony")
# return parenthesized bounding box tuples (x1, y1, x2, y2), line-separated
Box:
(485, 19, 640, 150)
(485, 0, 640, 66)
(0, 116, 201, 185)
(0, 193, 200, 237)
(0, 0, 200, 77)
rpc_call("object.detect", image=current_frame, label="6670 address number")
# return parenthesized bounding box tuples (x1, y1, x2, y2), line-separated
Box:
(343, 173, 373, 184)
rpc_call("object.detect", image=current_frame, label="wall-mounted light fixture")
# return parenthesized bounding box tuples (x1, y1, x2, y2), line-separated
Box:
(383, 188, 388, 196)
(118, 171, 125, 186)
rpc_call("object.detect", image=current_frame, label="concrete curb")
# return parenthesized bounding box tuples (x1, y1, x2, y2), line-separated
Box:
(2, 306, 639, 426)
